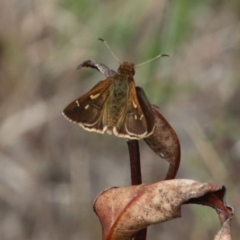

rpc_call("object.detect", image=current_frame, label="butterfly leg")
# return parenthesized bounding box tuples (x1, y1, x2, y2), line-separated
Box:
(76, 60, 116, 78)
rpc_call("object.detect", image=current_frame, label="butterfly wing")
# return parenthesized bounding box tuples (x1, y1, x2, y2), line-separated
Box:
(135, 86, 155, 133)
(63, 78, 113, 133)
(114, 83, 155, 139)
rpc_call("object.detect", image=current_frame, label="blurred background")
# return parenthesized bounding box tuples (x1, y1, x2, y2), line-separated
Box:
(0, 0, 239, 239)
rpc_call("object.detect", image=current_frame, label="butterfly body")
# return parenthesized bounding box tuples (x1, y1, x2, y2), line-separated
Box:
(106, 73, 129, 131)
(63, 61, 155, 139)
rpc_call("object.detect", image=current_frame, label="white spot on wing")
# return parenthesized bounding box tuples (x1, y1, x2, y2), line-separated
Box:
(132, 100, 137, 109)
(90, 93, 100, 99)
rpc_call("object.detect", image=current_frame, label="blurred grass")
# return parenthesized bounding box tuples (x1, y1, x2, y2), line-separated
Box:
(0, 0, 239, 239)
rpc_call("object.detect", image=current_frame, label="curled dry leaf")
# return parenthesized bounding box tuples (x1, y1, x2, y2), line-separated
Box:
(185, 186, 233, 224)
(94, 179, 233, 240)
(214, 217, 233, 240)
(144, 105, 181, 180)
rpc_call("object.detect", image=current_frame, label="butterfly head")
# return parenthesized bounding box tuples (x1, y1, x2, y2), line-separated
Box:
(118, 62, 135, 76)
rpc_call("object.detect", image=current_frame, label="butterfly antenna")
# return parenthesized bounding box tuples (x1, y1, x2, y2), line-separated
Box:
(98, 38, 121, 63)
(135, 54, 169, 67)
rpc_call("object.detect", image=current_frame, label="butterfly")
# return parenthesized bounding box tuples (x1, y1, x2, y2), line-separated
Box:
(63, 60, 156, 139)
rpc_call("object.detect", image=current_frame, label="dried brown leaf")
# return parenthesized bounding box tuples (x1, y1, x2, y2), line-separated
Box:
(144, 106, 181, 180)
(185, 186, 233, 224)
(94, 179, 231, 240)
(214, 217, 233, 240)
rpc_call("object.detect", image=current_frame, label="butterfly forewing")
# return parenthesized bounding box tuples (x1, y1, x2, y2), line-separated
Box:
(114, 82, 154, 139)
(63, 78, 113, 133)
(126, 84, 148, 137)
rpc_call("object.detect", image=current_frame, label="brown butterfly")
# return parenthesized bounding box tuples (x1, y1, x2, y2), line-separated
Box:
(63, 60, 156, 139)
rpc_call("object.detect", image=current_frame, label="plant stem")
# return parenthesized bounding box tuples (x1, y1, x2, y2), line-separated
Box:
(127, 140, 147, 240)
